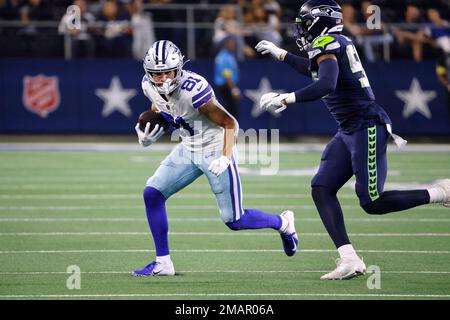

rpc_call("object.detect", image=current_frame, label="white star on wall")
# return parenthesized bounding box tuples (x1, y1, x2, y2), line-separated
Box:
(95, 76, 137, 118)
(244, 77, 286, 118)
(395, 78, 436, 119)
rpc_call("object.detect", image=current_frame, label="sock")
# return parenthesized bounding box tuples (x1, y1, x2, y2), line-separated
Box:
(156, 255, 171, 264)
(143, 186, 169, 257)
(311, 186, 351, 248)
(428, 187, 445, 203)
(226, 208, 282, 231)
(337, 244, 358, 260)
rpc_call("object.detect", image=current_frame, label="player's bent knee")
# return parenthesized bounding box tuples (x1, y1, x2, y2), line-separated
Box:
(361, 200, 385, 215)
(311, 185, 335, 201)
(143, 186, 166, 207)
(311, 185, 321, 201)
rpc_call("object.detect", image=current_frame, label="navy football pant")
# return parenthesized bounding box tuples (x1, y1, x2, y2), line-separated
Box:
(311, 125, 430, 248)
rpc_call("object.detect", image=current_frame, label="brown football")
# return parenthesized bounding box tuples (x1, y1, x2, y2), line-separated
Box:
(138, 110, 170, 132)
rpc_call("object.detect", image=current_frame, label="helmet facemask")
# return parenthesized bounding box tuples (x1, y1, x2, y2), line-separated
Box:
(295, 16, 315, 51)
(146, 67, 182, 95)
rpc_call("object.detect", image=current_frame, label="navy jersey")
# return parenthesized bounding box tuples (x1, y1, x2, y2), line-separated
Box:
(307, 34, 391, 133)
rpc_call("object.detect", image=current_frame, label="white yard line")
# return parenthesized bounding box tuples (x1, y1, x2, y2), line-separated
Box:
(0, 204, 443, 210)
(1, 232, 450, 237)
(1, 217, 449, 223)
(0, 193, 332, 200)
(0, 293, 449, 298)
(1, 270, 450, 275)
(0, 249, 449, 254)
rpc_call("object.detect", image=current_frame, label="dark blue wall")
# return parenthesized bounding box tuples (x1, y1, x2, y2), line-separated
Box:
(1, 58, 449, 135)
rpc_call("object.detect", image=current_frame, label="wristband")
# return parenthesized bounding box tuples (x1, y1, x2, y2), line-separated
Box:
(284, 92, 296, 104)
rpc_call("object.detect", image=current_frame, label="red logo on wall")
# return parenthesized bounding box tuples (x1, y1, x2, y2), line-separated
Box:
(23, 75, 60, 118)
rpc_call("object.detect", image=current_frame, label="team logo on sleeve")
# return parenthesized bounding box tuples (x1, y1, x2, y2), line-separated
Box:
(23, 74, 60, 118)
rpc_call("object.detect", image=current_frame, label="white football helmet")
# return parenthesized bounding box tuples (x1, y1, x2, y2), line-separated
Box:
(143, 40, 184, 95)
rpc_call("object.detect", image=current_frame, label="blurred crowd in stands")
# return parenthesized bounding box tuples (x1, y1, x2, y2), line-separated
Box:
(0, 0, 449, 62)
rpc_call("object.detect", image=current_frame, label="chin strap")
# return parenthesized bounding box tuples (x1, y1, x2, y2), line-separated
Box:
(160, 79, 172, 94)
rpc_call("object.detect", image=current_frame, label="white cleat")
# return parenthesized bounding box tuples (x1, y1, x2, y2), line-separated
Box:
(132, 260, 175, 277)
(279, 210, 299, 257)
(432, 179, 450, 208)
(320, 256, 366, 280)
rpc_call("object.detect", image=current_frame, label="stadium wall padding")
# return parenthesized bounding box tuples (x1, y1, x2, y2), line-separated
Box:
(0, 58, 449, 136)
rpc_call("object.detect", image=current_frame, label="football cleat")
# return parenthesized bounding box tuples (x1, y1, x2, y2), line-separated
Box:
(431, 179, 450, 208)
(279, 210, 298, 257)
(132, 260, 175, 277)
(320, 256, 366, 280)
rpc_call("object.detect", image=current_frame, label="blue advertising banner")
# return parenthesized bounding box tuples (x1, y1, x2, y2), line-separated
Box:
(0, 58, 449, 135)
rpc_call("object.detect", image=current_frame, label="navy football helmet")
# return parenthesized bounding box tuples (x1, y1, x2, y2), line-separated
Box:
(295, 0, 343, 51)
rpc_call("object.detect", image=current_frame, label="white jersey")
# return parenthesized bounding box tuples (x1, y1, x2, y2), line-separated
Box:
(141, 70, 224, 153)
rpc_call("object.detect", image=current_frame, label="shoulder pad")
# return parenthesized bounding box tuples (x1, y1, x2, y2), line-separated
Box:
(308, 35, 341, 59)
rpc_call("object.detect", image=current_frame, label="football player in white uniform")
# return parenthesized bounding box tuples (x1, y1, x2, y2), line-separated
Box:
(132, 40, 299, 276)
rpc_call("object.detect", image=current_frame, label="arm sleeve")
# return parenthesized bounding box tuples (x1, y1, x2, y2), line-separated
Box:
(293, 58, 339, 102)
(283, 52, 311, 78)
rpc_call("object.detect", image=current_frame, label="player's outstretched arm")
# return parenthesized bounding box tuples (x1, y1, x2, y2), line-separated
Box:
(198, 99, 238, 176)
(255, 40, 311, 78)
(259, 54, 338, 112)
(291, 54, 338, 101)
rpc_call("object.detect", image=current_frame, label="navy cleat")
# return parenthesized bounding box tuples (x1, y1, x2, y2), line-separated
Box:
(279, 210, 298, 256)
(132, 260, 175, 277)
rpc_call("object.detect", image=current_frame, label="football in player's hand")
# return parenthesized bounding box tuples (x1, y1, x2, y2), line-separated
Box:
(138, 110, 170, 132)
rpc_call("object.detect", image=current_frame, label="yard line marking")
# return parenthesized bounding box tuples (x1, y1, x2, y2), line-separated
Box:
(1, 249, 449, 254)
(1, 293, 449, 298)
(1, 217, 450, 223)
(1, 232, 450, 237)
(1, 270, 449, 275)
(0, 204, 443, 211)
(0, 193, 323, 200)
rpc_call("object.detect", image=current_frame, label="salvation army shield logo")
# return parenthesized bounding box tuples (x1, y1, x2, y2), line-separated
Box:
(23, 75, 60, 118)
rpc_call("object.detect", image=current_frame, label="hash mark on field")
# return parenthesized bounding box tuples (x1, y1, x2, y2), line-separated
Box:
(1, 249, 449, 254)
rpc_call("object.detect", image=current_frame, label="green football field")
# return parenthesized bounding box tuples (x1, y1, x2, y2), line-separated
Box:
(0, 145, 449, 300)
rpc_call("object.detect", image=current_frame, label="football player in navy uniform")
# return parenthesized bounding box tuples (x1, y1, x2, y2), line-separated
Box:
(255, 0, 450, 280)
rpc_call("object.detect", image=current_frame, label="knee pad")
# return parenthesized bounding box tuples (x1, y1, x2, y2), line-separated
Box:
(143, 186, 166, 207)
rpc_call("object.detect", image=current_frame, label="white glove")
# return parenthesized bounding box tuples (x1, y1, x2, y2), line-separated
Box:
(260, 92, 293, 113)
(134, 122, 165, 147)
(208, 155, 231, 176)
(255, 40, 287, 61)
